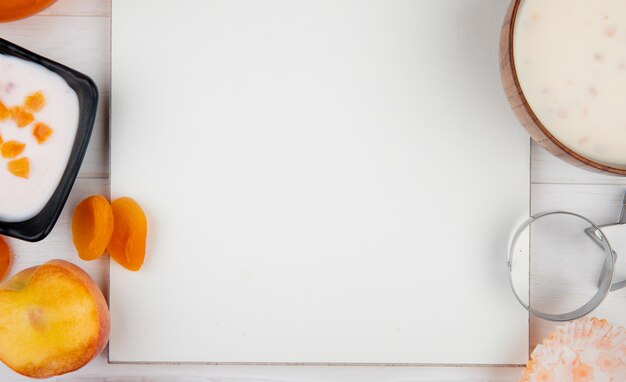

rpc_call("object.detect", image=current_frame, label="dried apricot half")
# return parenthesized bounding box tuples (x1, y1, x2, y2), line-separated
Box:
(72, 195, 114, 261)
(0, 236, 11, 281)
(108, 197, 147, 271)
(0, 141, 25, 159)
(33, 122, 53, 144)
(24, 91, 45, 113)
(7, 157, 29, 179)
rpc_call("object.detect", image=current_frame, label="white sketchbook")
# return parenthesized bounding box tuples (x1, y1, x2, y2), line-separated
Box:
(110, 0, 530, 365)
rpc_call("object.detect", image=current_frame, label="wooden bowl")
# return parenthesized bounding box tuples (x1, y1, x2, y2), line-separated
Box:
(499, 0, 626, 176)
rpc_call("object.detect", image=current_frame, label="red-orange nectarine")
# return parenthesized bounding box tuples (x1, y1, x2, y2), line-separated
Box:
(0, 260, 110, 378)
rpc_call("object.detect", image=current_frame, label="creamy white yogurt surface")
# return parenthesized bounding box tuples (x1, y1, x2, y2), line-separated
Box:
(0, 54, 79, 222)
(514, 0, 626, 167)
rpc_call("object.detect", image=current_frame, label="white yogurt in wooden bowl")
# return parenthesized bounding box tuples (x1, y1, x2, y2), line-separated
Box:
(0, 54, 79, 222)
(501, 0, 626, 174)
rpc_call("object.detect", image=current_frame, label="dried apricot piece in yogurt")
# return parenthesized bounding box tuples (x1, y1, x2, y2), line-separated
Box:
(0, 101, 10, 121)
(7, 157, 29, 179)
(24, 91, 45, 113)
(0, 141, 25, 159)
(0, 236, 11, 281)
(33, 122, 53, 144)
(72, 195, 114, 261)
(10, 106, 34, 127)
(108, 197, 147, 271)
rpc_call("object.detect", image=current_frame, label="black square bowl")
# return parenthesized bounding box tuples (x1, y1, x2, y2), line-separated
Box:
(0, 38, 98, 242)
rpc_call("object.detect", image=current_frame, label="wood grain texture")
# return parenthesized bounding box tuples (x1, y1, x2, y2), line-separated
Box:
(532, 143, 626, 185)
(0, 0, 625, 380)
(530, 184, 626, 349)
(500, 0, 626, 176)
(39, 0, 110, 17)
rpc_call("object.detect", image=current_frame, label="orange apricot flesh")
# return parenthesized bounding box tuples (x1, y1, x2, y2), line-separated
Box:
(0, 141, 25, 159)
(72, 195, 114, 261)
(24, 91, 45, 113)
(33, 122, 53, 144)
(108, 197, 147, 271)
(10, 106, 34, 128)
(0, 237, 11, 282)
(7, 157, 29, 179)
(0, 260, 110, 378)
(0, 101, 10, 121)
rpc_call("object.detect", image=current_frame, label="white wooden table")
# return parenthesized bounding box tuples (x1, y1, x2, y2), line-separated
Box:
(0, 1, 625, 381)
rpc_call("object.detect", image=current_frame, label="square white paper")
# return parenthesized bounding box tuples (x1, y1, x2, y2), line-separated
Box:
(110, 0, 530, 365)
